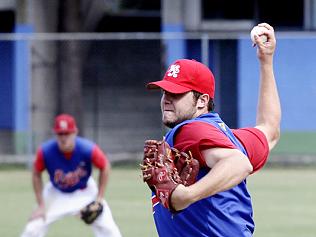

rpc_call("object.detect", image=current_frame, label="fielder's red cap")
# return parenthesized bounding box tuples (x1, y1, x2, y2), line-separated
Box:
(147, 59, 215, 99)
(53, 114, 77, 133)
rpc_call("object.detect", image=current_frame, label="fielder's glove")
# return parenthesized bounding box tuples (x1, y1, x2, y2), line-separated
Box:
(80, 201, 103, 224)
(141, 139, 199, 212)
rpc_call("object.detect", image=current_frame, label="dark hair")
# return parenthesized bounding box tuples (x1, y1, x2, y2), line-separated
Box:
(192, 91, 215, 112)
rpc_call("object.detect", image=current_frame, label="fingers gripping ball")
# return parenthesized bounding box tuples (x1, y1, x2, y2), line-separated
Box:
(80, 201, 103, 224)
(250, 26, 268, 44)
(141, 139, 199, 211)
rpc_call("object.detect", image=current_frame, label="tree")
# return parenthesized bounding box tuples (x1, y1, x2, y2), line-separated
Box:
(57, 0, 83, 129)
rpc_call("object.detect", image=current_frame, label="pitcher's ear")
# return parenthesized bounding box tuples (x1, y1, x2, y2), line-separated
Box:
(197, 94, 209, 109)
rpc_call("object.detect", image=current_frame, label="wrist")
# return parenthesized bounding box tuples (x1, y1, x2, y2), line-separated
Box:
(259, 57, 273, 66)
(37, 200, 45, 208)
(96, 195, 103, 203)
(185, 185, 199, 203)
(171, 184, 194, 211)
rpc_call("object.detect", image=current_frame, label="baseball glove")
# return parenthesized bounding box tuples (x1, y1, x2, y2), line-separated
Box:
(141, 139, 199, 212)
(80, 201, 103, 224)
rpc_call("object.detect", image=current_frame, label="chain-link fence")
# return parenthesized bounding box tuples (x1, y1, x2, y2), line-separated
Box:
(0, 32, 316, 165)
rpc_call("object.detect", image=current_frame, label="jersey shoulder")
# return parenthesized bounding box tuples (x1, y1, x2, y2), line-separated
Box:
(75, 137, 97, 157)
(176, 121, 235, 148)
(41, 138, 58, 151)
(174, 121, 236, 166)
(76, 136, 95, 147)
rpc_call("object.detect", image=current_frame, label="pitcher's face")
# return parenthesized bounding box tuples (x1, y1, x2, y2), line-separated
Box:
(160, 91, 198, 128)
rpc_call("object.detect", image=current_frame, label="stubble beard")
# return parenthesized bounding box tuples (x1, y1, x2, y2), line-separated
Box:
(163, 118, 178, 129)
(162, 108, 197, 129)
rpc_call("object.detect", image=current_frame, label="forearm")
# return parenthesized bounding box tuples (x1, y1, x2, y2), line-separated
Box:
(32, 170, 44, 207)
(256, 61, 281, 148)
(254, 23, 281, 150)
(171, 156, 252, 210)
(257, 61, 280, 121)
(189, 157, 252, 202)
(97, 165, 109, 201)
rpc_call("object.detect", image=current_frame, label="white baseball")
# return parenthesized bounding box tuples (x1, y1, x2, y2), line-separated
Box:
(250, 26, 268, 44)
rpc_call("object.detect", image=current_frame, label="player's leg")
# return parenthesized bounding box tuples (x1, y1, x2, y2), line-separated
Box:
(20, 182, 71, 237)
(78, 178, 121, 237)
(20, 218, 49, 237)
(43, 181, 95, 220)
(91, 200, 122, 237)
(19, 182, 56, 237)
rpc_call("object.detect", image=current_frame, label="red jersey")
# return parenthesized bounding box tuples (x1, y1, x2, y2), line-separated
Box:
(174, 121, 269, 173)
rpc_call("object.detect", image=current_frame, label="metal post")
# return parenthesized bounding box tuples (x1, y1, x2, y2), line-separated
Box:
(201, 33, 209, 67)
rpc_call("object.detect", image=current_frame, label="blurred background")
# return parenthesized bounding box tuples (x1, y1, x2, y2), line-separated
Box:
(1, 1, 316, 237)
(0, 0, 315, 164)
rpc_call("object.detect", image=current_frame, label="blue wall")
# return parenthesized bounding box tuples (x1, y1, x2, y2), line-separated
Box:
(0, 24, 31, 131)
(0, 41, 14, 128)
(238, 38, 316, 131)
(14, 25, 31, 131)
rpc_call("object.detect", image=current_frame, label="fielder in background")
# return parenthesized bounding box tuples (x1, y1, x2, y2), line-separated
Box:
(143, 23, 281, 236)
(20, 114, 122, 237)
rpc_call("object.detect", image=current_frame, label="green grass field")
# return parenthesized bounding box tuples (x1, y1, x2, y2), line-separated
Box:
(1, 166, 316, 237)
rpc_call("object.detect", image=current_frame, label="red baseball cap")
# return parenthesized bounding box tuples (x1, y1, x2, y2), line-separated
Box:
(53, 114, 77, 133)
(147, 59, 215, 99)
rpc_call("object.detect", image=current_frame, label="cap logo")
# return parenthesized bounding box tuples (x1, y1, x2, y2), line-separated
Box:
(59, 120, 68, 130)
(167, 64, 180, 78)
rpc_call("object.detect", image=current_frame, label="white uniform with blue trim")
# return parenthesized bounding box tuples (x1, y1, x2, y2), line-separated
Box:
(20, 137, 121, 237)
